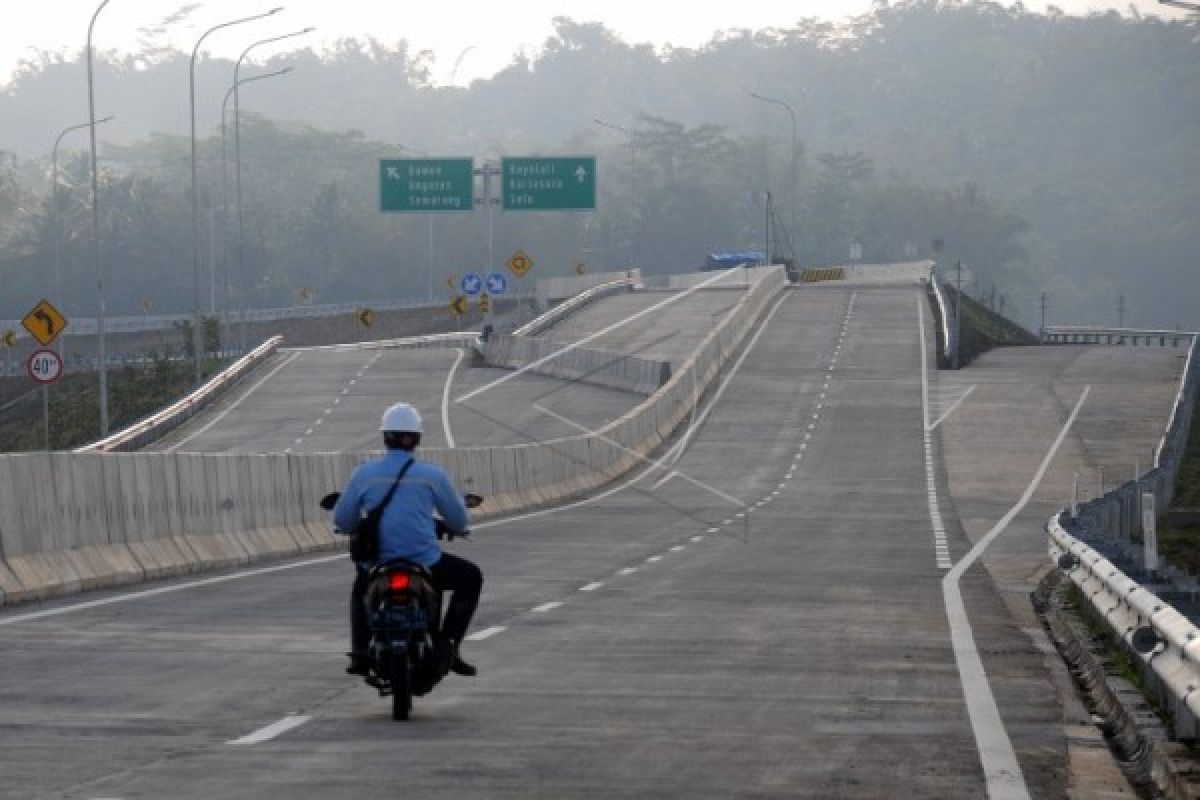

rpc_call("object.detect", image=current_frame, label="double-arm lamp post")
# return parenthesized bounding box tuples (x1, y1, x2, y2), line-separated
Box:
(189, 7, 283, 386)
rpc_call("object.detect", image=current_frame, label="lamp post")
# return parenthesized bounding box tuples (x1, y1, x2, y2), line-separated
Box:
(53, 116, 113, 305)
(190, 8, 283, 387)
(220, 68, 292, 348)
(232, 26, 312, 351)
(593, 117, 636, 267)
(747, 90, 799, 255)
(86, 0, 111, 435)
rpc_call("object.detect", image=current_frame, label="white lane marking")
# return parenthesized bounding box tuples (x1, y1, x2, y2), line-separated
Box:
(706, 527, 719, 534)
(441, 348, 466, 448)
(669, 545, 685, 552)
(305, 428, 314, 436)
(166, 351, 302, 451)
(804, 433, 812, 440)
(0, 554, 347, 627)
(6, 289, 798, 626)
(313, 418, 323, 426)
(341, 388, 350, 395)
(532, 601, 563, 613)
(533, 404, 745, 508)
(467, 626, 506, 641)
(690, 535, 704, 542)
(579, 582, 604, 592)
(941, 386, 1088, 800)
(322, 408, 332, 416)
(228, 714, 311, 745)
(650, 469, 679, 490)
(332, 397, 340, 405)
(646, 555, 662, 563)
(917, 298, 953, 571)
(294, 437, 303, 444)
(456, 267, 745, 403)
(618, 567, 639, 576)
(929, 384, 978, 431)
(283, 448, 292, 454)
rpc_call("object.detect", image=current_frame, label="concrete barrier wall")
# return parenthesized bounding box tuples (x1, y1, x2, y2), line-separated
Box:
(0, 267, 788, 607)
(481, 333, 670, 395)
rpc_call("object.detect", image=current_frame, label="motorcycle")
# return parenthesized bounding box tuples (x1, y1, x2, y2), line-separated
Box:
(319, 491, 483, 720)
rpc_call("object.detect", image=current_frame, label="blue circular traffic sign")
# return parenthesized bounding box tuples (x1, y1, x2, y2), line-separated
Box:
(461, 272, 483, 296)
(485, 273, 508, 295)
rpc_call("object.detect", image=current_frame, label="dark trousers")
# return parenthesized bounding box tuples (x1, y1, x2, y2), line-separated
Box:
(351, 552, 483, 654)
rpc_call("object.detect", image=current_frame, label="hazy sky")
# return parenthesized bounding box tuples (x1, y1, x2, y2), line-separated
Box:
(2, 0, 1186, 88)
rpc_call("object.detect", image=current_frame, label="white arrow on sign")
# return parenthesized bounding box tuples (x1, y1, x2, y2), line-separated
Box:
(386, 167, 402, 179)
(575, 166, 588, 183)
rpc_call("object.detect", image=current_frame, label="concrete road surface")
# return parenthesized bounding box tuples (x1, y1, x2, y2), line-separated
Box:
(3, 285, 1178, 797)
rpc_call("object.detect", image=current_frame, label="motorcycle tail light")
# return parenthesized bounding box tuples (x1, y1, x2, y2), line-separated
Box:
(388, 573, 412, 591)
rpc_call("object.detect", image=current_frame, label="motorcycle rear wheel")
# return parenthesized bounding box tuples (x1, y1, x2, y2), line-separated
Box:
(391, 654, 412, 720)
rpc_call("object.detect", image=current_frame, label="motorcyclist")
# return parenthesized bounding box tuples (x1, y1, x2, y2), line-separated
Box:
(333, 401, 482, 678)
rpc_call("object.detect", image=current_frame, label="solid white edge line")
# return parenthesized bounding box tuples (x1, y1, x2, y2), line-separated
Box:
(942, 385, 1088, 800)
(441, 347, 466, 448)
(455, 267, 745, 404)
(228, 714, 311, 745)
(166, 351, 301, 452)
(0, 554, 348, 627)
(929, 384, 978, 431)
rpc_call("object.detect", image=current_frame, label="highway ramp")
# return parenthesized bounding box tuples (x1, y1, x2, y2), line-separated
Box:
(0, 283, 1082, 798)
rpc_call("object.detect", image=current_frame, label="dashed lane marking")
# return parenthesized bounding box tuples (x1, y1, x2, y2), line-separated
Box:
(228, 714, 311, 746)
(532, 602, 563, 613)
(467, 626, 506, 641)
(579, 582, 605, 592)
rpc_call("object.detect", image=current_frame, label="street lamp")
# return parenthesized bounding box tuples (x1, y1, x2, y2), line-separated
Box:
(219, 66, 294, 348)
(747, 90, 799, 259)
(190, 7, 283, 386)
(86, 0, 111, 435)
(593, 117, 637, 268)
(232, 27, 313, 351)
(53, 115, 113, 306)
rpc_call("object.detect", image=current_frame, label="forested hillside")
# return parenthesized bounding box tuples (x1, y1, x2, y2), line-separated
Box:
(1, 1, 1196, 330)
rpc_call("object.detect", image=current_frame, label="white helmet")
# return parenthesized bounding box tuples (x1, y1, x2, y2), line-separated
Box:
(380, 402, 423, 433)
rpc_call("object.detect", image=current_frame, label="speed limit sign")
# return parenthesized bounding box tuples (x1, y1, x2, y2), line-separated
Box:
(28, 349, 64, 384)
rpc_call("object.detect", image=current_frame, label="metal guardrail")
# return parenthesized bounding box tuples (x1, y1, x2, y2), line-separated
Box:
(75, 336, 285, 453)
(0, 292, 537, 340)
(513, 276, 638, 337)
(1042, 326, 1197, 348)
(1047, 332, 1200, 736)
(929, 272, 955, 367)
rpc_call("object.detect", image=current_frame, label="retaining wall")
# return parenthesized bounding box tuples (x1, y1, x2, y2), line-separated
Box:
(481, 333, 670, 395)
(0, 267, 788, 606)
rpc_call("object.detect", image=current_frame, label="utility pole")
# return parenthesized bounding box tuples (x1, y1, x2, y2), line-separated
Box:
(953, 260, 963, 370)
(1040, 292, 1047, 335)
(1118, 294, 1126, 328)
(764, 191, 772, 265)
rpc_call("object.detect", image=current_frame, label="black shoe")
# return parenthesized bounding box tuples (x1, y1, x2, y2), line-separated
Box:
(450, 654, 477, 677)
(345, 652, 370, 676)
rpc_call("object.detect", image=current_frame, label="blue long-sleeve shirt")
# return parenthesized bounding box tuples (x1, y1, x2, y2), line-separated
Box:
(332, 449, 469, 568)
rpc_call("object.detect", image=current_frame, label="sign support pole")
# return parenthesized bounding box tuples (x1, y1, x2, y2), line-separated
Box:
(43, 385, 50, 450)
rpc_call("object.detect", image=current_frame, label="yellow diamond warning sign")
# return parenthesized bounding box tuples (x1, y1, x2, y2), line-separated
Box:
(507, 249, 534, 278)
(21, 299, 68, 347)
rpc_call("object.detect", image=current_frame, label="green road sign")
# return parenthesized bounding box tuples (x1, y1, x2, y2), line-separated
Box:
(502, 157, 596, 211)
(380, 158, 474, 212)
